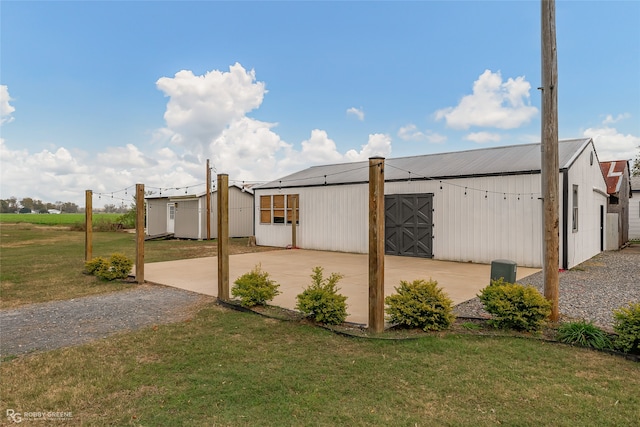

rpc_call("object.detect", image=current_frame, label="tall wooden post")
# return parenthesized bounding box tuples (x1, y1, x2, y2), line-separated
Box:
(217, 174, 230, 301)
(291, 195, 297, 248)
(541, 0, 560, 321)
(85, 190, 92, 262)
(135, 183, 145, 284)
(368, 157, 385, 333)
(206, 159, 211, 240)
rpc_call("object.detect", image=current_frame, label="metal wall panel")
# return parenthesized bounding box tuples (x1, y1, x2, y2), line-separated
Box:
(387, 175, 543, 267)
(564, 144, 608, 268)
(146, 198, 170, 236)
(255, 184, 369, 253)
(174, 199, 199, 239)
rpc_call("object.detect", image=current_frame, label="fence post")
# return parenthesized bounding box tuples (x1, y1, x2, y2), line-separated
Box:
(368, 157, 385, 333)
(217, 174, 229, 300)
(85, 190, 92, 262)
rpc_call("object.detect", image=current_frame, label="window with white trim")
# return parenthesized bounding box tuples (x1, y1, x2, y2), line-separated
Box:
(572, 185, 579, 232)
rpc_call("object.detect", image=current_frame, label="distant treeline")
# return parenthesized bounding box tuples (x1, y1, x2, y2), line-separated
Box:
(0, 197, 129, 214)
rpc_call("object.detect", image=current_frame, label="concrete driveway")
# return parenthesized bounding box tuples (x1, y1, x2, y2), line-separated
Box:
(144, 249, 539, 325)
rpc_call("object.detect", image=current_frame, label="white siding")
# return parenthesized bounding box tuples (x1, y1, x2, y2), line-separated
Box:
(564, 145, 608, 268)
(174, 199, 200, 239)
(254, 143, 606, 268)
(387, 175, 542, 267)
(631, 195, 640, 240)
(146, 198, 170, 236)
(207, 187, 254, 239)
(255, 184, 368, 252)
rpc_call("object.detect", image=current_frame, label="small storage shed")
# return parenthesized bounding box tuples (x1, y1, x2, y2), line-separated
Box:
(599, 160, 632, 249)
(630, 176, 640, 240)
(146, 185, 254, 239)
(254, 138, 608, 269)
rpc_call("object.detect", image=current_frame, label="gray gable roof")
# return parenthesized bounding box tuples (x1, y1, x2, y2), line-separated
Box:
(258, 138, 593, 190)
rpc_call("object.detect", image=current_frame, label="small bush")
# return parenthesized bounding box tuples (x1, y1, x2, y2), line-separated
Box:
(478, 278, 551, 332)
(613, 302, 640, 354)
(385, 279, 455, 331)
(94, 217, 118, 232)
(85, 253, 133, 281)
(556, 320, 612, 350)
(296, 266, 347, 325)
(85, 257, 108, 275)
(232, 264, 280, 307)
(117, 209, 136, 229)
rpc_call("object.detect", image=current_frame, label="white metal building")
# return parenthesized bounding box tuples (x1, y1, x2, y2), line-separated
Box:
(630, 176, 640, 240)
(254, 138, 608, 269)
(146, 185, 254, 239)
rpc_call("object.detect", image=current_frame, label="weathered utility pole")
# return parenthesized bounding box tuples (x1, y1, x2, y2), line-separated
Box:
(217, 174, 229, 301)
(206, 159, 211, 240)
(541, 0, 560, 321)
(135, 183, 145, 284)
(368, 157, 385, 333)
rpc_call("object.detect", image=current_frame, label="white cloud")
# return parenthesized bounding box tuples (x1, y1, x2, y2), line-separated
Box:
(156, 63, 266, 153)
(603, 113, 630, 125)
(0, 63, 400, 206)
(1, 85, 15, 125)
(397, 124, 446, 144)
(98, 144, 158, 168)
(435, 69, 538, 130)
(583, 120, 639, 162)
(345, 133, 392, 161)
(465, 132, 501, 144)
(346, 107, 365, 121)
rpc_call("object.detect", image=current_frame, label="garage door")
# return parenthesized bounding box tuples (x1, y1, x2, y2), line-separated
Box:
(385, 194, 433, 258)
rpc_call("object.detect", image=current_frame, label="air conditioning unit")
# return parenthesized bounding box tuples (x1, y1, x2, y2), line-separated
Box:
(490, 259, 517, 284)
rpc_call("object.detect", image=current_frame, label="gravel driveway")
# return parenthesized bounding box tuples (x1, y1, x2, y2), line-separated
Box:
(1, 285, 210, 358)
(455, 245, 640, 330)
(2, 246, 638, 358)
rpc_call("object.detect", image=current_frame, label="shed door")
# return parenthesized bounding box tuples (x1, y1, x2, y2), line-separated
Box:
(167, 203, 175, 233)
(385, 194, 433, 258)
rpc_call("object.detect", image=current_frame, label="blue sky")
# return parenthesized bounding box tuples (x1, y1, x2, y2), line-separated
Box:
(1, 1, 639, 207)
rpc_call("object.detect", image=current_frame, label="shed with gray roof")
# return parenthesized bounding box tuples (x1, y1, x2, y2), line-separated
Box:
(254, 138, 608, 269)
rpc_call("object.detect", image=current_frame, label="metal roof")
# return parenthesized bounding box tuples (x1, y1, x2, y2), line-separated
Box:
(258, 138, 593, 190)
(599, 160, 629, 195)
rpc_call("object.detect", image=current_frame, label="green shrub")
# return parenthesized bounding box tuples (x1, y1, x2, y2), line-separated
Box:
(478, 278, 551, 332)
(85, 257, 108, 275)
(385, 279, 455, 331)
(231, 264, 280, 307)
(116, 209, 136, 229)
(613, 302, 640, 354)
(86, 253, 133, 281)
(556, 320, 612, 350)
(296, 266, 348, 325)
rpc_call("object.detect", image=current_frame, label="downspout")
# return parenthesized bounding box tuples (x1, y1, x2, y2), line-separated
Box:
(562, 169, 569, 270)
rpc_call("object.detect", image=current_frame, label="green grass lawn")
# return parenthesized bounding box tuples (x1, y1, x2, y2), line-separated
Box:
(0, 212, 120, 226)
(2, 305, 639, 426)
(0, 224, 275, 308)
(1, 224, 639, 426)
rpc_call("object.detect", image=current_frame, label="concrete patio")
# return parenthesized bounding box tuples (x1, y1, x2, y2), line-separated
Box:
(144, 249, 539, 325)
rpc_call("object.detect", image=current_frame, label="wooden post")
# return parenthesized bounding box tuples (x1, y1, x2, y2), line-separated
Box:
(291, 195, 297, 248)
(85, 190, 92, 262)
(206, 159, 211, 240)
(541, 0, 560, 322)
(135, 183, 145, 284)
(217, 174, 230, 301)
(368, 157, 385, 333)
